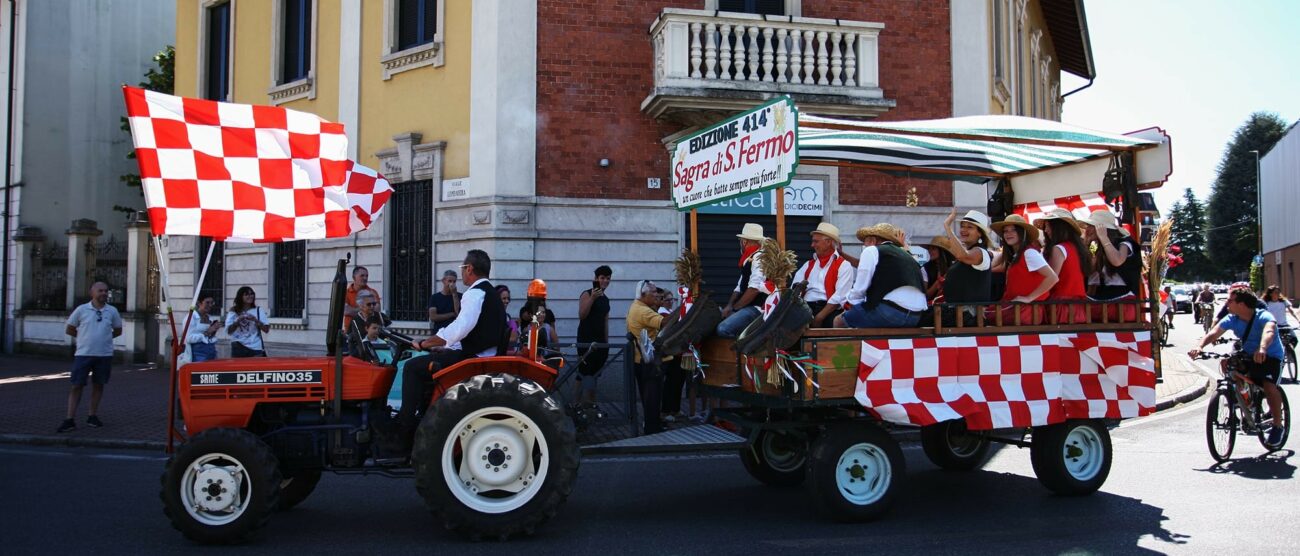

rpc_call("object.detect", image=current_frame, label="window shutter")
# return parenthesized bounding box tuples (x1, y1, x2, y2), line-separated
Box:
(397, 0, 422, 50)
(204, 3, 230, 100)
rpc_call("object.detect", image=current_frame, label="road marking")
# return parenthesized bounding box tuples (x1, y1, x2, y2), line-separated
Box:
(0, 365, 157, 385)
(0, 446, 165, 462)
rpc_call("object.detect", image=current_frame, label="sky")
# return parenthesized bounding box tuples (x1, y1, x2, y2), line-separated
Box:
(1061, 0, 1300, 215)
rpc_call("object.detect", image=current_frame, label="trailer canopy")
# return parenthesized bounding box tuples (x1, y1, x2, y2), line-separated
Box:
(798, 114, 1169, 189)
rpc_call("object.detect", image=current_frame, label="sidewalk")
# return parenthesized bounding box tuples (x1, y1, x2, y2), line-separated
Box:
(0, 319, 1216, 453)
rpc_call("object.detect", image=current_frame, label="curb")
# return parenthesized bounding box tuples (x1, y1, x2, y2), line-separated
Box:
(0, 433, 166, 452)
(1152, 377, 1211, 412)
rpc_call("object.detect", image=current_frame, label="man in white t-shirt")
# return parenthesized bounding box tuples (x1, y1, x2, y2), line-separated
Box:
(59, 282, 123, 433)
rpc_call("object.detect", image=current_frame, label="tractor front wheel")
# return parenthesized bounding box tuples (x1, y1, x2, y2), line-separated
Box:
(160, 428, 282, 544)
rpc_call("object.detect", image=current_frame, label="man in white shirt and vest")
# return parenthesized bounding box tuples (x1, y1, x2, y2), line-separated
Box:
(834, 223, 928, 329)
(396, 249, 508, 443)
(796, 222, 855, 328)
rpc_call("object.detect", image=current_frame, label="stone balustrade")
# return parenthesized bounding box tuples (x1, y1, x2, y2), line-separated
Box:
(644, 9, 891, 122)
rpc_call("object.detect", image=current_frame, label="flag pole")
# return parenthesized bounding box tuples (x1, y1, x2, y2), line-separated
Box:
(152, 235, 184, 452)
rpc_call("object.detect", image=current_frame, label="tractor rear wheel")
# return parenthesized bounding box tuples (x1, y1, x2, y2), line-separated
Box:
(160, 428, 282, 544)
(413, 374, 579, 540)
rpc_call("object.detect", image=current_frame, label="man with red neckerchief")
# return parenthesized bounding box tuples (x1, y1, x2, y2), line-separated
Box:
(716, 223, 771, 338)
(796, 222, 855, 327)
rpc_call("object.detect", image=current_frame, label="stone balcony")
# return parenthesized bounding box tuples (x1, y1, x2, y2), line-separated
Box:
(643, 9, 896, 127)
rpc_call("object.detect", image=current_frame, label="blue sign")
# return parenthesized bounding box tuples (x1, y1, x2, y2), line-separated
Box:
(695, 179, 824, 216)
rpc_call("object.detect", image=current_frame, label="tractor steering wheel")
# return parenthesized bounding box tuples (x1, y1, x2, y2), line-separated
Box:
(380, 330, 418, 351)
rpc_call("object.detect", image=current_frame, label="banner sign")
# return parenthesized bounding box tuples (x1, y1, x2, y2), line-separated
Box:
(672, 97, 799, 211)
(696, 178, 824, 216)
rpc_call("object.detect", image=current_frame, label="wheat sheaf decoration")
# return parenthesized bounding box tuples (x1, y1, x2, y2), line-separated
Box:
(757, 238, 798, 292)
(674, 248, 704, 292)
(1146, 219, 1173, 292)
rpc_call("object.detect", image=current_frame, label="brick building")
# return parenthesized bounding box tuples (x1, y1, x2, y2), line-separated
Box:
(159, 0, 1094, 355)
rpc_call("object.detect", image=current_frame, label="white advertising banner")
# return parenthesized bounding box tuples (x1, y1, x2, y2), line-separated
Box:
(671, 97, 799, 211)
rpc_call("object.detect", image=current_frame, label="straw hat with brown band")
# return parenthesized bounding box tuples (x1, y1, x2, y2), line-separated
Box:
(856, 223, 907, 247)
(990, 214, 1040, 246)
(1082, 210, 1130, 237)
(1036, 208, 1083, 235)
(918, 234, 955, 253)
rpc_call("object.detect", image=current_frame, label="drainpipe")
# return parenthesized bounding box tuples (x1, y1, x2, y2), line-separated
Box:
(2, 0, 19, 352)
(1061, 76, 1093, 99)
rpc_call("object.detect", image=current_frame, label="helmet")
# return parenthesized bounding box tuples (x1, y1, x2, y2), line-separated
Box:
(1230, 281, 1251, 292)
(527, 279, 548, 299)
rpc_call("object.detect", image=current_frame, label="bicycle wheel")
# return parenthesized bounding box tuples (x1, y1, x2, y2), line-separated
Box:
(1205, 390, 1236, 463)
(1255, 386, 1290, 451)
(1286, 347, 1298, 384)
(1202, 308, 1214, 333)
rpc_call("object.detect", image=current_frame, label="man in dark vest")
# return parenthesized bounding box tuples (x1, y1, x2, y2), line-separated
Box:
(396, 249, 507, 443)
(834, 223, 928, 328)
(715, 222, 770, 338)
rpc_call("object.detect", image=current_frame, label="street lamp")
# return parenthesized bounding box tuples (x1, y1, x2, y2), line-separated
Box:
(1250, 149, 1262, 256)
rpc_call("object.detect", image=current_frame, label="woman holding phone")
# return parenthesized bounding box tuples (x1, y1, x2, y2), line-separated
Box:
(226, 286, 271, 357)
(575, 265, 613, 413)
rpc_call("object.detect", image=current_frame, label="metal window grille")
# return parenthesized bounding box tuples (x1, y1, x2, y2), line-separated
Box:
(205, 2, 231, 100)
(281, 0, 312, 83)
(397, 0, 438, 51)
(272, 240, 306, 318)
(195, 237, 225, 308)
(388, 180, 432, 321)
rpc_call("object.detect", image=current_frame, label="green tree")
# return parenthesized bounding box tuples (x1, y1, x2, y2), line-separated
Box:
(1167, 188, 1213, 281)
(1206, 112, 1288, 279)
(117, 45, 175, 214)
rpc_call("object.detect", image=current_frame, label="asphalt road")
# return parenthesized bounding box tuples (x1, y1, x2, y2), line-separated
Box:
(2, 312, 1294, 555)
(2, 395, 1295, 555)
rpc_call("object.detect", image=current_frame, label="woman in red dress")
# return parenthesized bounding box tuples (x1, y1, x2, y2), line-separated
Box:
(1037, 209, 1091, 324)
(991, 214, 1058, 324)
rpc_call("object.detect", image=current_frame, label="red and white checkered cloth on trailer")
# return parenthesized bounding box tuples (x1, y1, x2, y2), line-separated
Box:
(1014, 192, 1112, 224)
(122, 86, 391, 242)
(855, 332, 1155, 430)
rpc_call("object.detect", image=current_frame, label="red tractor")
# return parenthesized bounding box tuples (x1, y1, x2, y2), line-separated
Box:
(160, 258, 579, 543)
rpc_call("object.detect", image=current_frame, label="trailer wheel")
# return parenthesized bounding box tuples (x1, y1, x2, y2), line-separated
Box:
(806, 424, 903, 522)
(920, 419, 991, 471)
(276, 469, 321, 510)
(1030, 420, 1112, 495)
(160, 428, 282, 544)
(413, 373, 579, 540)
(740, 430, 807, 486)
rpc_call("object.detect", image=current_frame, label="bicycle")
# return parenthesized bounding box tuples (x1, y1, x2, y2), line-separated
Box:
(1279, 325, 1298, 384)
(1197, 346, 1291, 462)
(1197, 302, 1216, 334)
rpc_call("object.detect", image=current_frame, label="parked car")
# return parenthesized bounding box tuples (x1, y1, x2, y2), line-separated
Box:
(1171, 286, 1194, 313)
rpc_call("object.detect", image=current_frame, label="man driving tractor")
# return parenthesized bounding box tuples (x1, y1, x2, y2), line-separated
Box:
(395, 249, 510, 447)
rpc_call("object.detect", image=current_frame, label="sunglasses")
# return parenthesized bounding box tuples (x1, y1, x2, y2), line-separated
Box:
(365, 302, 378, 307)
(95, 309, 103, 322)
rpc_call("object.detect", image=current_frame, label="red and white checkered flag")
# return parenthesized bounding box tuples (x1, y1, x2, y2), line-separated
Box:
(122, 86, 391, 242)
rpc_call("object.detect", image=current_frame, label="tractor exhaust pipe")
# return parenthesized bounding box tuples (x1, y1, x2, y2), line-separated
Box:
(327, 256, 349, 435)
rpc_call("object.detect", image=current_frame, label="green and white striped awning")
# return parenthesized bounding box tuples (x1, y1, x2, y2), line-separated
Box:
(798, 114, 1158, 178)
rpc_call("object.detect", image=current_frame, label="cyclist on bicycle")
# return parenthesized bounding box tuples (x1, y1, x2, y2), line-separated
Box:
(1195, 285, 1215, 325)
(1190, 288, 1287, 447)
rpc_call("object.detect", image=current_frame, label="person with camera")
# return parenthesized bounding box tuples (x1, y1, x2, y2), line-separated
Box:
(1189, 288, 1288, 448)
(185, 294, 222, 363)
(574, 265, 612, 414)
